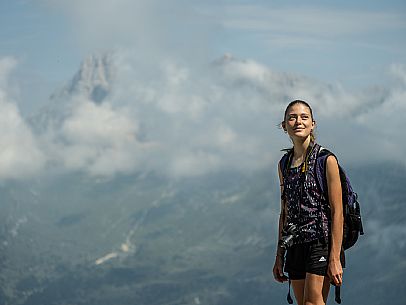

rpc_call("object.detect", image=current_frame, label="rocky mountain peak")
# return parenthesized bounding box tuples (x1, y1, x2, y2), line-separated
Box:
(29, 52, 115, 133)
(52, 52, 115, 104)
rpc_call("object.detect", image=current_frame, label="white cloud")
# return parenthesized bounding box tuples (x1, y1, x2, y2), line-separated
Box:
(32, 52, 281, 178)
(55, 97, 143, 177)
(344, 64, 406, 163)
(0, 57, 18, 87)
(0, 57, 45, 180)
(62, 99, 138, 146)
(13, 50, 406, 179)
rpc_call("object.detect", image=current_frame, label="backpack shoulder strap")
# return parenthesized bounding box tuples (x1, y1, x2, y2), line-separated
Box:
(279, 149, 293, 205)
(315, 147, 335, 196)
(279, 149, 293, 179)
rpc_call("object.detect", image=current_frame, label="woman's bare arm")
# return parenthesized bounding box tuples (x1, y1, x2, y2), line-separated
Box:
(273, 162, 288, 283)
(326, 155, 344, 285)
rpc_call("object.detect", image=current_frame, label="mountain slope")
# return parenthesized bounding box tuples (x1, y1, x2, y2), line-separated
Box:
(0, 163, 405, 305)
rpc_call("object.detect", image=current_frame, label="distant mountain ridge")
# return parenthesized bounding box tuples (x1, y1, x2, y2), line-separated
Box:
(28, 52, 114, 133)
(0, 163, 405, 305)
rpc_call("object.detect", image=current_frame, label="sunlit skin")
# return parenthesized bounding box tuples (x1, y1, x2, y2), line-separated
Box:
(273, 102, 344, 305)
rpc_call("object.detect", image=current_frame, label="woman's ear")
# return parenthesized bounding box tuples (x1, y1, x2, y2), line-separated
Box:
(281, 121, 287, 132)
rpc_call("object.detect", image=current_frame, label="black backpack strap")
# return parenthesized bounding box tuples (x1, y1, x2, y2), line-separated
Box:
(286, 279, 293, 304)
(279, 150, 293, 199)
(279, 150, 293, 179)
(335, 286, 342, 304)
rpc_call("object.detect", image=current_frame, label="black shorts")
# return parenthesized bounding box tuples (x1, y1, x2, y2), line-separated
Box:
(284, 239, 345, 280)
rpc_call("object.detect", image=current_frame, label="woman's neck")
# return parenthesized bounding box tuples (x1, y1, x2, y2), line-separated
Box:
(292, 136, 312, 159)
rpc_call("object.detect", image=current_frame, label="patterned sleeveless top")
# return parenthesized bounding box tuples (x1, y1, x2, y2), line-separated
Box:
(281, 143, 331, 244)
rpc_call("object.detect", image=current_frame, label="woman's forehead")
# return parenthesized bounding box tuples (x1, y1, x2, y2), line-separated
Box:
(287, 103, 311, 114)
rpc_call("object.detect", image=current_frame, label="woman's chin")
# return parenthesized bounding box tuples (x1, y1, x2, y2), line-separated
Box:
(289, 133, 311, 141)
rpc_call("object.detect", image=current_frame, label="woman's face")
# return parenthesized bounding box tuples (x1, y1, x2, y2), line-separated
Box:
(284, 103, 315, 141)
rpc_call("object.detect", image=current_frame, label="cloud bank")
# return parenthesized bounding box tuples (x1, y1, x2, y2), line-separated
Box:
(3, 49, 406, 180)
(0, 58, 45, 180)
(6, 51, 400, 180)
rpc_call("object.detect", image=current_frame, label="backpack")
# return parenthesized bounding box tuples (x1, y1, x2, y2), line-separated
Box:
(315, 147, 364, 250)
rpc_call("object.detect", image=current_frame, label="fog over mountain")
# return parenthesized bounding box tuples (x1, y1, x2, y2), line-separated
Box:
(8, 50, 406, 180)
(0, 52, 405, 304)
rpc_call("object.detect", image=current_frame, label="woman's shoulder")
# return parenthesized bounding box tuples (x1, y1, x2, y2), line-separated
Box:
(316, 144, 340, 166)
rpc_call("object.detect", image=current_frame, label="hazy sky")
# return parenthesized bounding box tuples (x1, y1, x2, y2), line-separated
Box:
(0, 0, 405, 179)
(1, 0, 405, 113)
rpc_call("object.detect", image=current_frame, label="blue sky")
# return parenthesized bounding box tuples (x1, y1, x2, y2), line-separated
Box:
(1, 0, 405, 115)
(219, 2, 406, 83)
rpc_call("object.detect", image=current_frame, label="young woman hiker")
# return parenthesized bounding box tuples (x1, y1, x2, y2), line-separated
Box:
(273, 100, 345, 305)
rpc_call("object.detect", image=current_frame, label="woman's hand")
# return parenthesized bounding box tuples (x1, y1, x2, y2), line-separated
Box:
(328, 259, 343, 286)
(273, 255, 288, 283)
